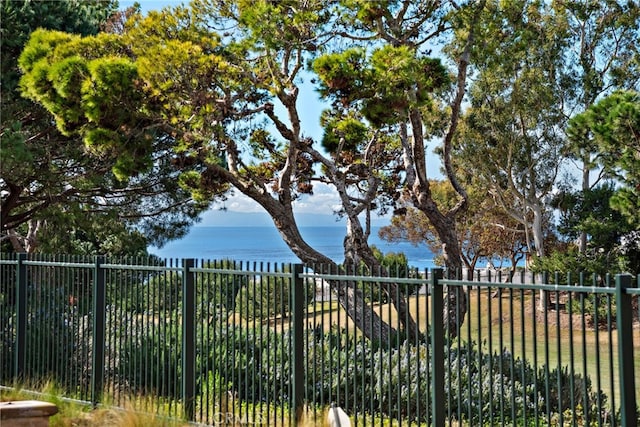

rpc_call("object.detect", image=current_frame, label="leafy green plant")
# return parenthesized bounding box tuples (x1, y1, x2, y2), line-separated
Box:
(233, 266, 313, 320)
(118, 314, 182, 398)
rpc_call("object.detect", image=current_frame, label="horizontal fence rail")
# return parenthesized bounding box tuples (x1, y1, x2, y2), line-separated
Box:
(0, 254, 638, 426)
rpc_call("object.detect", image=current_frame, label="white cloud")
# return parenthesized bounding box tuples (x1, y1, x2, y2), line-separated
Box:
(292, 183, 342, 214)
(199, 181, 394, 227)
(208, 182, 341, 216)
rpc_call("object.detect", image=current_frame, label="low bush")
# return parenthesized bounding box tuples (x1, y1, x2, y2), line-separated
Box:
(196, 326, 607, 425)
(118, 314, 182, 398)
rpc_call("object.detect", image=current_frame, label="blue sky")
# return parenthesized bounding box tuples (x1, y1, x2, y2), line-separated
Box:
(119, 0, 184, 12)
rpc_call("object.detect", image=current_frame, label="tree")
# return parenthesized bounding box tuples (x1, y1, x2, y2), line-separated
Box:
(201, 259, 250, 313)
(560, 1, 640, 252)
(35, 212, 149, 257)
(458, 0, 574, 268)
(456, 1, 639, 306)
(0, 0, 209, 254)
(547, 183, 636, 275)
(568, 90, 640, 226)
(566, 90, 640, 273)
(380, 180, 527, 279)
(312, 0, 488, 335)
(18, 0, 490, 343)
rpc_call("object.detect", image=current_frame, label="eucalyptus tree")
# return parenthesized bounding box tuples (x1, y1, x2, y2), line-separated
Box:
(0, 0, 207, 254)
(456, 0, 574, 271)
(454, 0, 639, 308)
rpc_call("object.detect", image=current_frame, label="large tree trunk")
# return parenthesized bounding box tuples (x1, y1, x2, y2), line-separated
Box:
(400, 0, 485, 339)
(343, 223, 423, 344)
(267, 207, 397, 346)
(6, 219, 43, 253)
(579, 162, 589, 253)
(531, 203, 551, 311)
(416, 198, 468, 338)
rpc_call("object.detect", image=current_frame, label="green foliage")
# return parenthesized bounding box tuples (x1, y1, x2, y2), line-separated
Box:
(3, 272, 90, 391)
(1, 0, 117, 91)
(178, 171, 218, 203)
(320, 113, 368, 154)
(531, 249, 613, 281)
(571, 293, 616, 329)
(552, 184, 629, 251)
(37, 215, 149, 257)
(568, 90, 640, 227)
(234, 266, 314, 319)
(540, 182, 639, 275)
(120, 260, 251, 316)
(201, 326, 605, 425)
(20, 34, 152, 179)
(145, 273, 183, 314)
(354, 247, 421, 303)
(619, 231, 640, 274)
(0, 122, 33, 176)
(83, 57, 140, 126)
(312, 48, 368, 104)
(119, 313, 182, 398)
(2, 0, 206, 254)
(206, 327, 285, 403)
(199, 260, 249, 313)
(313, 45, 449, 127)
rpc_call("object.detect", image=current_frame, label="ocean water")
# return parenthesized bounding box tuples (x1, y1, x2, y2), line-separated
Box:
(149, 226, 436, 270)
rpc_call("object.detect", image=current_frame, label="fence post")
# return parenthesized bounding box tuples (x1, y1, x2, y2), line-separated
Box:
(615, 274, 637, 427)
(182, 258, 196, 422)
(91, 255, 106, 407)
(14, 253, 27, 382)
(291, 263, 304, 426)
(430, 268, 445, 427)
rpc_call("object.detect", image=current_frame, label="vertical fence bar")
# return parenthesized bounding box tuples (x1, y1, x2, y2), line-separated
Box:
(182, 258, 196, 422)
(430, 268, 444, 427)
(14, 253, 27, 382)
(615, 274, 637, 427)
(291, 263, 304, 426)
(91, 255, 106, 406)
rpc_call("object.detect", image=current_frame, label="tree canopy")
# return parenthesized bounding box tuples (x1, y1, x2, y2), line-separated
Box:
(0, 0, 209, 254)
(16, 0, 490, 341)
(568, 90, 640, 226)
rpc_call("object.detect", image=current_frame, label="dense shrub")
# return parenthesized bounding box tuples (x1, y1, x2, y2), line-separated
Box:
(118, 314, 182, 398)
(197, 326, 607, 425)
(202, 326, 298, 405)
(199, 260, 249, 313)
(569, 292, 616, 328)
(234, 266, 314, 320)
(24, 283, 89, 392)
(356, 248, 423, 303)
(115, 260, 250, 317)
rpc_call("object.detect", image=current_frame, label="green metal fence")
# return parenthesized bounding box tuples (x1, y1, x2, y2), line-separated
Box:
(0, 253, 638, 426)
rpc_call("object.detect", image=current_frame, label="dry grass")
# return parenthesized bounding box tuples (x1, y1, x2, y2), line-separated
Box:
(1, 382, 188, 427)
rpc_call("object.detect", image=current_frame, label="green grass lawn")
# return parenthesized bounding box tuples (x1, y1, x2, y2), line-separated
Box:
(459, 288, 640, 406)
